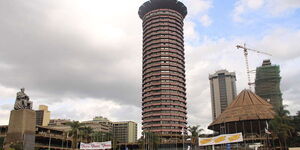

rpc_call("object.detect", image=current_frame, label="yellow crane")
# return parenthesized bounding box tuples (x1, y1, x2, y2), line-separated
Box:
(236, 43, 272, 91)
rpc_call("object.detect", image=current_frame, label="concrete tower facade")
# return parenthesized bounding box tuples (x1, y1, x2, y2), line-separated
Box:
(209, 70, 237, 120)
(35, 105, 50, 126)
(139, 0, 187, 136)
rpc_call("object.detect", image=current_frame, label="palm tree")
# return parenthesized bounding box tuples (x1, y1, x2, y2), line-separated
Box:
(92, 131, 107, 142)
(80, 126, 93, 143)
(137, 136, 145, 150)
(9, 142, 23, 150)
(62, 131, 67, 148)
(91, 131, 97, 142)
(67, 121, 83, 149)
(290, 111, 300, 146)
(143, 132, 160, 150)
(188, 125, 203, 150)
(104, 132, 113, 142)
(269, 105, 294, 149)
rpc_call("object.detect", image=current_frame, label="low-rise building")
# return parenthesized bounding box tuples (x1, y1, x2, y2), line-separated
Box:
(0, 125, 72, 149)
(113, 121, 137, 143)
(48, 119, 72, 131)
(82, 116, 113, 133)
(35, 105, 51, 126)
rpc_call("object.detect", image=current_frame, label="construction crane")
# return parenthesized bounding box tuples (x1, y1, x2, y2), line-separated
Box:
(236, 43, 272, 91)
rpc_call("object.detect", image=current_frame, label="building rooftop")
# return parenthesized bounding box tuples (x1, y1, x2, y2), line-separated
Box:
(262, 59, 272, 66)
(208, 90, 275, 128)
(113, 121, 137, 124)
(138, 0, 187, 19)
(209, 69, 236, 79)
(93, 116, 110, 122)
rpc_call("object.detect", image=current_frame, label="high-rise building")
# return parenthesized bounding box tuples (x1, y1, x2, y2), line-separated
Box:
(255, 59, 283, 108)
(209, 70, 237, 120)
(113, 121, 137, 143)
(138, 0, 188, 136)
(35, 105, 50, 126)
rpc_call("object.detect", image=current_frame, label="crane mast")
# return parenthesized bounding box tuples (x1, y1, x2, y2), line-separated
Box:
(236, 44, 272, 91)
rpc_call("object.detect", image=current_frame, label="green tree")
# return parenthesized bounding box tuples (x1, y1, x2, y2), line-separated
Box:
(269, 105, 294, 149)
(143, 132, 160, 150)
(91, 131, 99, 142)
(92, 131, 109, 142)
(9, 142, 23, 150)
(0, 137, 4, 149)
(80, 126, 93, 143)
(188, 125, 203, 150)
(290, 111, 300, 146)
(137, 136, 145, 150)
(104, 132, 113, 142)
(67, 121, 83, 149)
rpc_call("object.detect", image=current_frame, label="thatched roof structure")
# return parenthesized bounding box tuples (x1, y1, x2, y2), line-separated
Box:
(209, 90, 275, 128)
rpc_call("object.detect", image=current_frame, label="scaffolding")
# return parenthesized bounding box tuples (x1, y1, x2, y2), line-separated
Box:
(255, 60, 283, 108)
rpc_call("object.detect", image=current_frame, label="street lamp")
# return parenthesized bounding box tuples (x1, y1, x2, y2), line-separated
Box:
(47, 130, 51, 150)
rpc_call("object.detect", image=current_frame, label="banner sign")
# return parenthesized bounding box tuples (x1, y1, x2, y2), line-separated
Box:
(80, 141, 112, 149)
(199, 133, 243, 146)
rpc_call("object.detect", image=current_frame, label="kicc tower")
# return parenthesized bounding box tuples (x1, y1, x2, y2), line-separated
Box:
(139, 0, 188, 137)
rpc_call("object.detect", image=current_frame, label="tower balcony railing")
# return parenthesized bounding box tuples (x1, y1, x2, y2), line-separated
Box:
(142, 118, 187, 124)
(143, 8, 183, 20)
(143, 30, 183, 40)
(142, 124, 186, 129)
(143, 113, 187, 119)
(143, 27, 183, 37)
(143, 81, 185, 88)
(143, 17, 183, 28)
(143, 22, 182, 32)
(143, 39, 184, 49)
(142, 107, 187, 114)
(143, 43, 184, 53)
(143, 102, 186, 108)
(143, 10, 183, 24)
(142, 98, 186, 105)
(143, 77, 185, 85)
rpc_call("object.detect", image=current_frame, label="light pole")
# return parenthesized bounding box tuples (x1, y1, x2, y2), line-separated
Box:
(176, 136, 178, 150)
(102, 133, 105, 142)
(182, 127, 185, 150)
(62, 132, 64, 149)
(48, 130, 51, 150)
(182, 135, 184, 150)
(66, 132, 69, 148)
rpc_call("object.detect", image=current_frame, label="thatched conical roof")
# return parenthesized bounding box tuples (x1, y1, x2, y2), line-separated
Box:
(209, 90, 275, 127)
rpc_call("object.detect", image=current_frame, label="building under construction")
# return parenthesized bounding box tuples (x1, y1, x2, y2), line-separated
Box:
(255, 59, 283, 108)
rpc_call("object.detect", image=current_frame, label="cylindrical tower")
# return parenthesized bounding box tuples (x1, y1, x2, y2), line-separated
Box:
(138, 0, 188, 137)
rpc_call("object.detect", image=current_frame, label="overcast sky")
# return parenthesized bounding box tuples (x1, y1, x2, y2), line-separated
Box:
(1, 0, 300, 136)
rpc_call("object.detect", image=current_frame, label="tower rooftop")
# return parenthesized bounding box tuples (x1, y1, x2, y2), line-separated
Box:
(262, 59, 272, 66)
(138, 0, 187, 19)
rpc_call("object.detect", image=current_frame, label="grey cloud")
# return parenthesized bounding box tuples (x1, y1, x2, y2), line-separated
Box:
(280, 62, 300, 112)
(0, 104, 11, 125)
(0, 104, 11, 110)
(0, 0, 142, 106)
